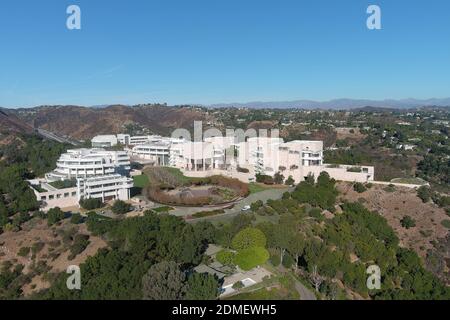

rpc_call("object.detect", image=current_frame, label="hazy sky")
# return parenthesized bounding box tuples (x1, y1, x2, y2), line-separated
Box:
(1, 0, 449, 107)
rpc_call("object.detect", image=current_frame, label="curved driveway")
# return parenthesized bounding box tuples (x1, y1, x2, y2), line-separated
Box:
(169, 187, 293, 223)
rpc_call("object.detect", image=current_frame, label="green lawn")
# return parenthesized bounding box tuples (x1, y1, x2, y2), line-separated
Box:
(164, 167, 191, 183)
(144, 167, 191, 186)
(133, 175, 149, 188)
(153, 206, 175, 213)
(49, 179, 77, 189)
(248, 183, 270, 194)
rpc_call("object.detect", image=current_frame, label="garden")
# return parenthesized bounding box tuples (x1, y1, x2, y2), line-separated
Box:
(143, 167, 249, 207)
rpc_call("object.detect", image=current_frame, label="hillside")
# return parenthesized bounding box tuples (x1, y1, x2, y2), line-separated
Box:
(0, 109, 35, 146)
(10, 105, 214, 140)
(0, 109, 34, 135)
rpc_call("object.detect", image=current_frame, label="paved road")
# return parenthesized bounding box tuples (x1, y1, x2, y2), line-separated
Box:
(175, 187, 293, 223)
(295, 280, 317, 301)
(37, 128, 80, 146)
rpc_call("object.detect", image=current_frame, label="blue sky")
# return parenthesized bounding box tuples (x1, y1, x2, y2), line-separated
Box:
(0, 0, 449, 107)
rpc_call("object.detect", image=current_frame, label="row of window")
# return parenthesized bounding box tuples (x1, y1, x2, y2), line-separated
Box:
(41, 191, 77, 201)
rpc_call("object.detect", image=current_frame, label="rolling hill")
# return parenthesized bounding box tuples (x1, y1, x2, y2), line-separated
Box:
(8, 104, 213, 140)
(0, 108, 34, 135)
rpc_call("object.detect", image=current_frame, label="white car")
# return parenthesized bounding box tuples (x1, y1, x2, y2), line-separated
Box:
(241, 205, 251, 212)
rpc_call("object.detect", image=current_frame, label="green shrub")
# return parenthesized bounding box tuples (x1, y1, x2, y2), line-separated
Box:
(285, 176, 295, 186)
(79, 198, 103, 210)
(400, 216, 416, 229)
(234, 247, 269, 271)
(232, 227, 267, 250)
(441, 220, 450, 229)
(232, 281, 244, 290)
(216, 249, 235, 266)
(274, 172, 285, 185)
(309, 207, 323, 220)
(31, 242, 45, 255)
(70, 213, 84, 224)
(18, 246, 30, 257)
(68, 234, 90, 260)
(237, 167, 249, 173)
(250, 200, 264, 212)
(256, 174, 274, 185)
(269, 253, 281, 267)
(417, 186, 431, 203)
(49, 179, 77, 190)
(47, 207, 65, 226)
(353, 183, 367, 193)
(111, 200, 132, 215)
(282, 253, 294, 268)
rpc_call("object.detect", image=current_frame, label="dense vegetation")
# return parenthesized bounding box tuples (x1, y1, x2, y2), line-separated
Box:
(35, 212, 220, 300)
(0, 134, 68, 233)
(214, 172, 450, 300)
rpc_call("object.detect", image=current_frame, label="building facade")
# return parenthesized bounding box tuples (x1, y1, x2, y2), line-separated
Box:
(77, 174, 133, 203)
(91, 134, 375, 184)
(30, 148, 133, 211)
(46, 148, 131, 182)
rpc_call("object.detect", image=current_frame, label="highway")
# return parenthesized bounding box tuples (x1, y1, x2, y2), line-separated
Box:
(36, 128, 80, 146)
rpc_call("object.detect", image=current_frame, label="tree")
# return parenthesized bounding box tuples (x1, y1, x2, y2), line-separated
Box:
(142, 261, 186, 300)
(274, 172, 285, 185)
(111, 200, 132, 215)
(256, 174, 274, 185)
(310, 265, 323, 292)
(353, 182, 367, 193)
(0, 201, 8, 227)
(285, 176, 295, 186)
(68, 234, 90, 260)
(287, 233, 305, 271)
(185, 273, 219, 300)
(79, 198, 103, 210)
(272, 224, 292, 265)
(417, 186, 431, 203)
(216, 250, 235, 266)
(232, 227, 266, 250)
(70, 213, 83, 224)
(250, 200, 263, 212)
(234, 247, 269, 271)
(47, 207, 65, 226)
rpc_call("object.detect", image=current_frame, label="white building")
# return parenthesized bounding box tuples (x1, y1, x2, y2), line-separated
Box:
(46, 149, 131, 182)
(132, 141, 172, 166)
(91, 133, 375, 184)
(77, 174, 133, 203)
(91, 135, 118, 148)
(114, 134, 171, 146)
(30, 148, 134, 211)
(175, 137, 374, 184)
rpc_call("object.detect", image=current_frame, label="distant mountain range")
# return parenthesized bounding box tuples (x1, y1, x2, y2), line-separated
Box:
(209, 98, 450, 109)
